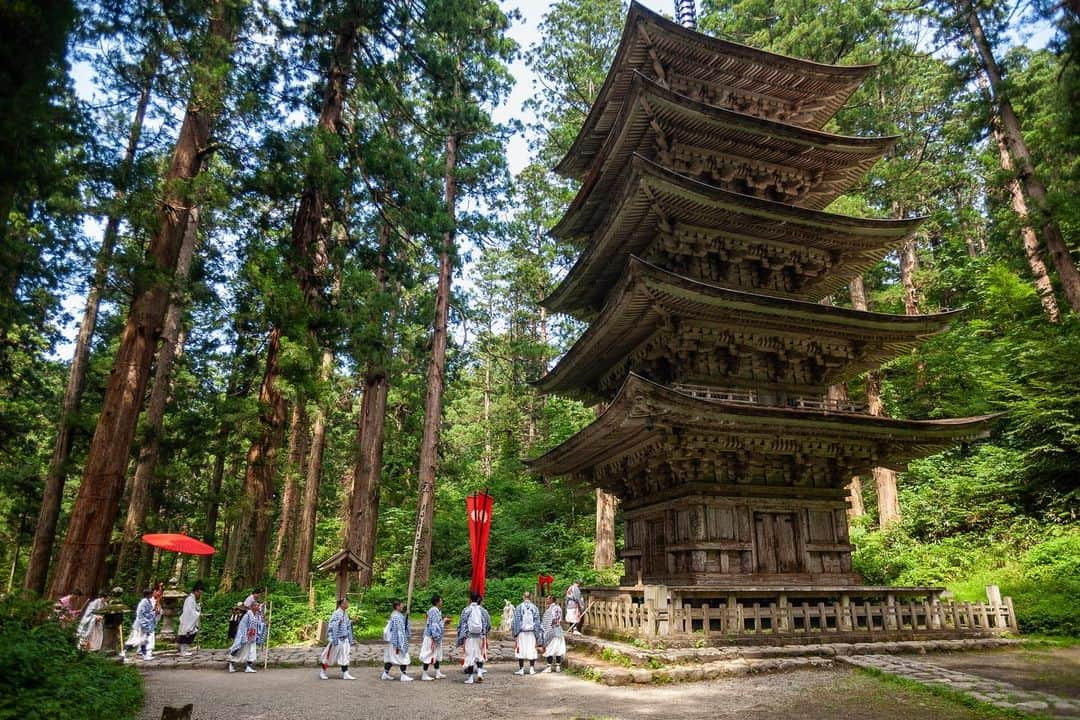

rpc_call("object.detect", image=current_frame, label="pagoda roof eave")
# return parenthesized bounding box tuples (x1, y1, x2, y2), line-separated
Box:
(534, 256, 963, 399)
(556, 2, 876, 178)
(560, 72, 897, 228)
(543, 155, 926, 316)
(524, 373, 1002, 479)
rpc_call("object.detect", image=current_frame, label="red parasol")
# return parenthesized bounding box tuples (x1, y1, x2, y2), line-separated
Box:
(141, 533, 216, 556)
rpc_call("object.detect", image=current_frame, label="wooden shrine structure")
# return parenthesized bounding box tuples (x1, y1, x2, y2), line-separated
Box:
(526, 3, 1001, 628)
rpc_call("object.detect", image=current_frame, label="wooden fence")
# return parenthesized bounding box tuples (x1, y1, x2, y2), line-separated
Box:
(582, 596, 1017, 638)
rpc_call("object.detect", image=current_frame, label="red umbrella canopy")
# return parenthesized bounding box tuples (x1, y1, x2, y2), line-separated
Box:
(141, 533, 216, 556)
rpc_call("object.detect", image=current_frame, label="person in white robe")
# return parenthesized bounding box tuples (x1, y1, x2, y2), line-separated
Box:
(381, 600, 412, 681)
(243, 590, 261, 609)
(512, 591, 541, 675)
(125, 588, 160, 660)
(177, 581, 203, 656)
(76, 591, 106, 651)
(499, 598, 513, 633)
(455, 593, 491, 684)
(319, 597, 355, 680)
(227, 602, 266, 673)
(420, 594, 446, 680)
(564, 580, 584, 634)
(540, 595, 566, 672)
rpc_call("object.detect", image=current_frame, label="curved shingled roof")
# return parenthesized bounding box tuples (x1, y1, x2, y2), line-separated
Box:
(526, 373, 1001, 482)
(545, 155, 924, 317)
(557, 1, 875, 178)
(535, 257, 962, 401)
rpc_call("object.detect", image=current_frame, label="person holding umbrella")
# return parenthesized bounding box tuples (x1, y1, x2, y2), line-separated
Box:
(177, 581, 204, 656)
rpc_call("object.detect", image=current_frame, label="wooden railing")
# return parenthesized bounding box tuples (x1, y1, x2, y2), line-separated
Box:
(582, 596, 1017, 638)
(672, 383, 867, 414)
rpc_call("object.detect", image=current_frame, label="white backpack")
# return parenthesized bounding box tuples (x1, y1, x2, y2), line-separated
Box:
(467, 607, 484, 635)
(382, 620, 392, 642)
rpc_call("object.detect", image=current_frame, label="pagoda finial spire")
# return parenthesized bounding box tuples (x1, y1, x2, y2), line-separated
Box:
(675, 0, 697, 30)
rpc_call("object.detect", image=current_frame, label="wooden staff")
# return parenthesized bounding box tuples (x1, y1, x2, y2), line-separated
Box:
(263, 600, 273, 669)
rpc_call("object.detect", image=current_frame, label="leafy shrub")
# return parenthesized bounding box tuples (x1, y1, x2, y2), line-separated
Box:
(0, 596, 143, 720)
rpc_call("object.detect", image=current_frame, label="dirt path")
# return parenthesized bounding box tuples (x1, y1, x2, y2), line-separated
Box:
(139, 664, 1004, 720)
(925, 646, 1080, 700)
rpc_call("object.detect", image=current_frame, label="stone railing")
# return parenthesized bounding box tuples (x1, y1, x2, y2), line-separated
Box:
(582, 593, 1017, 639)
(672, 383, 866, 413)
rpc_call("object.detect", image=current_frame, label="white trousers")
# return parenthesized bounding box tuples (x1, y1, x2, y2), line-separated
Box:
(462, 636, 485, 669)
(229, 642, 257, 664)
(383, 644, 410, 666)
(544, 635, 566, 658)
(515, 631, 538, 660)
(320, 640, 351, 667)
(419, 636, 442, 664)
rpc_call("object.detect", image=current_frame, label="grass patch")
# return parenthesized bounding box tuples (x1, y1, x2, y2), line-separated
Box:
(0, 596, 143, 720)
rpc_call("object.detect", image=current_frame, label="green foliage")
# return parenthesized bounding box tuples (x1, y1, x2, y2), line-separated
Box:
(0, 596, 143, 720)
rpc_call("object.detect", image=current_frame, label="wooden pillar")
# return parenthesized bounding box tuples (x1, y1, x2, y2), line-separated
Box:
(839, 593, 853, 631)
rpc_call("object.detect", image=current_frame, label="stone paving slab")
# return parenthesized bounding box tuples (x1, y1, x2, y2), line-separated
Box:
(840, 654, 1080, 719)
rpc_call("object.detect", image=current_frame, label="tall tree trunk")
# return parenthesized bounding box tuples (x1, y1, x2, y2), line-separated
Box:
(411, 132, 459, 587)
(899, 237, 920, 316)
(847, 476, 866, 518)
(198, 432, 227, 580)
(47, 3, 242, 600)
(293, 347, 334, 583)
(961, 0, 1080, 313)
(990, 122, 1061, 321)
(274, 401, 308, 581)
(224, 12, 359, 591)
(115, 209, 200, 581)
(849, 276, 901, 527)
(24, 60, 155, 596)
(593, 489, 617, 570)
(345, 224, 395, 588)
(220, 328, 288, 591)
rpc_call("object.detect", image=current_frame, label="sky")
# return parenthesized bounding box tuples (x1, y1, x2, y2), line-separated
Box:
(496, 0, 672, 175)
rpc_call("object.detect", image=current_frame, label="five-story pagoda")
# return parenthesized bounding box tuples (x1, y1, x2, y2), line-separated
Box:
(527, 3, 997, 594)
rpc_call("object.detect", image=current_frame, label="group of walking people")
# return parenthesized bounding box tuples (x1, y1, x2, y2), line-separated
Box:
(316, 581, 584, 685)
(68, 575, 587, 685)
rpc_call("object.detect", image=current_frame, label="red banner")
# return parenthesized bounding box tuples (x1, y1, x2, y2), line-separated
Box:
(467, 491, 494, 597)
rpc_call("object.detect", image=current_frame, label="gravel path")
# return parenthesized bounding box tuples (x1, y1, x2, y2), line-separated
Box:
(138, 664, 1005, 719)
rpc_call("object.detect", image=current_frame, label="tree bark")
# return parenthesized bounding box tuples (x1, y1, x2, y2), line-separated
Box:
(847, 476, 866, 518)
(961, 0, 1080, 314)
(274, 401, 308, 581)
(990, 122, 1061, 321)
(849, 276, 901, 527)
(411, 132, 459, 587)
(198, 431, 227, 580)
(115, 209, 200, 581)
(593, 489, 617, 570)
(293, 347, 334, 583)
(899, 237, 920, 316)
(345, 224, 395, 588)
(47, 3, 242, 600)
(24, 58, 155, 596)
(220, 328, 288, 591)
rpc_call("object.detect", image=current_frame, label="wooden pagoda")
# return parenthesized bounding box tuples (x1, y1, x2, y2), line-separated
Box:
(527, 3, 998, 594)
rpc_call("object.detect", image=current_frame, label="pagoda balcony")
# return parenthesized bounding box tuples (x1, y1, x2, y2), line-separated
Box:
(671, 383, 868, 414)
